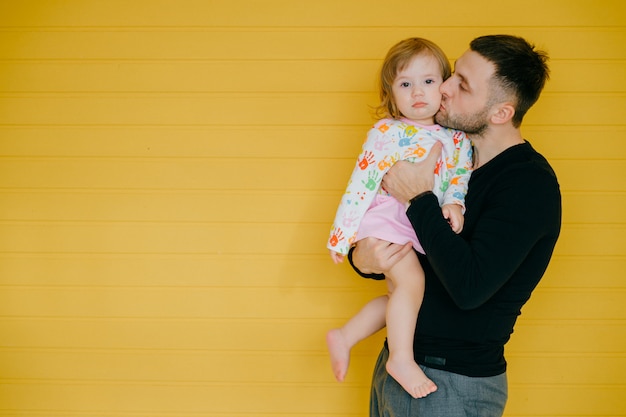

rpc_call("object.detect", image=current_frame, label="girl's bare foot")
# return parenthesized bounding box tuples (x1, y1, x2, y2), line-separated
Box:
(326, 328, 351, 382)
(386, 356, 437, 398)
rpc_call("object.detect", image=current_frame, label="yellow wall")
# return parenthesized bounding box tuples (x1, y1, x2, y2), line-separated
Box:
(0, 1, 624, 415)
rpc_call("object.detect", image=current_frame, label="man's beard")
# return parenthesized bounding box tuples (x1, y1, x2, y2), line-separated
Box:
(436, 104, 490, 136)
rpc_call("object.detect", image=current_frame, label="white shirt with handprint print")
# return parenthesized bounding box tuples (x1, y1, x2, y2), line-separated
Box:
(327, 118, 473, 255)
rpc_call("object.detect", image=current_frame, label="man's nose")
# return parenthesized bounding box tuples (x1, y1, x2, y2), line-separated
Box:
(440, 78, 451, 96)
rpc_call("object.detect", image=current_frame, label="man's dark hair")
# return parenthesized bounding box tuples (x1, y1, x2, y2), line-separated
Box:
(470, 35, 550, 127)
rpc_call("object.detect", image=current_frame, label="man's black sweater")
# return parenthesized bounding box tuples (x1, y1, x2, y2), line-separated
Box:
(406, 141, 561, 377)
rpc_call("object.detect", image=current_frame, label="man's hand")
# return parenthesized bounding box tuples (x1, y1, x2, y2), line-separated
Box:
(351, 237, 413, 275)
(382, 141, 443, 203)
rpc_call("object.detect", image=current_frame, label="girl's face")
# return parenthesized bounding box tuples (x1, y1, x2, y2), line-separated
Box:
(391, 53, 444, 125)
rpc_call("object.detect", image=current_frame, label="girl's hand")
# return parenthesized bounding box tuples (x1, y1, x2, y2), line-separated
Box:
(329, 250, 345, 264)
(442, 204, 464, 234)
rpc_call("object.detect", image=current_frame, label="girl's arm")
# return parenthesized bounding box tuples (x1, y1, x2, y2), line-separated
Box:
(441, 130, 473, 208)
(327, 121, 400, 255)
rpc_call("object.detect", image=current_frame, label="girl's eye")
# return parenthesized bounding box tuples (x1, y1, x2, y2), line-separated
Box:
(400, 82, 411, 88)
(425, 79, 434, 84)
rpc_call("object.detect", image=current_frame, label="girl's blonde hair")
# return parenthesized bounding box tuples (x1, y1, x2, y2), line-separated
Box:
(375, 38, 451, 119)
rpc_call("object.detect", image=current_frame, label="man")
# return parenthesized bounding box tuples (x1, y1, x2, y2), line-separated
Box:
(349, 35, 562, 417)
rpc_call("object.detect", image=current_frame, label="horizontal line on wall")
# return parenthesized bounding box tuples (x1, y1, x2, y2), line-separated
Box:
(0, 411, 362, 417)
(0, 155, 353, 161)
(1, 123, 619, 129)
(0, 252, 325, 259)
(3, 345, 621, 358)
(561, 190, 626, 195)
(0, 250, 621, 258)
(0, 411, 344, 417)
(0, 316, 340, 323)
(508, 383, 626, 390)
(0, 188, 607, 195)
(0, 408, 352, 417)
(0, 282, 619, 289)
(0, 58, 380, 63)
(0, 123, 372, 129)
(0, 186, 341, 193)
(507, 352, 626, 359)
(0, 252, 326, 257)
(0, 123, 620, 128)
(0, 217, 617, 225)
(0, 156, 620, 165)
(0, 346, 328, 354)
(1, 58, 620, 63)
(0, 220, 622, 228)
(1, 316, 623, 324)
(0, 90, 380, 96)
(0, 188, 338, 195)
(0, 285, 622, 294)
(0, 219, 324, 225)
(1, 91, 622, 97)
(0, 283, 361, 290)
(0, 377, 369, 388)
(0, 25, 623, 31)
(0, 92, 377, 98)
(0, 377, 622, 390)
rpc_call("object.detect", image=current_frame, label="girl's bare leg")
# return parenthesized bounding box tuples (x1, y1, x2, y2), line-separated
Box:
(326, 295, 388, 382)
(385, 252, 437, 398)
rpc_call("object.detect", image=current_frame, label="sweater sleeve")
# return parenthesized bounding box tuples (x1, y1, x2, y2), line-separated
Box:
(441, 130, 473, 209)
(408, 161, 561, 309)
(327, 121, 401, 254)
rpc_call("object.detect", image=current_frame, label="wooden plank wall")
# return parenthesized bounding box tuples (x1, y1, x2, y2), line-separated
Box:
(0, 1, 624, 416)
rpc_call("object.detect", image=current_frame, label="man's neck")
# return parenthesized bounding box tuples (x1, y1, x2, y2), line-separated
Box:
(470, 127, 524, 169)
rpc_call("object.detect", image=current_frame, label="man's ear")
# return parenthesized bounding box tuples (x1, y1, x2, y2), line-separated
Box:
(491, 103, 515, 125)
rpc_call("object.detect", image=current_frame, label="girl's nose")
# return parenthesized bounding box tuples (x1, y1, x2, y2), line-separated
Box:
(412, 86, 424, 96)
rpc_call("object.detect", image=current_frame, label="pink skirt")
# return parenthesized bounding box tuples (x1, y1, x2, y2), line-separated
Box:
(355, 195, 424, 254)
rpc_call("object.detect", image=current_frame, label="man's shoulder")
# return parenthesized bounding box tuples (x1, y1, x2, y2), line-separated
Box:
(490, 143, 561, 203)
(513, 142, 558, 181)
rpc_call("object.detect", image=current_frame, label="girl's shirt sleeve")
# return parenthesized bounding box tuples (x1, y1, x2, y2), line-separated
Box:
(327, 121, 401, 255)
(440, 129, 473, 210)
